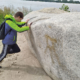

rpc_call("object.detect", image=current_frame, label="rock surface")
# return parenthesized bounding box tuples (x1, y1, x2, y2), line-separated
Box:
(23, 8, 80, 80)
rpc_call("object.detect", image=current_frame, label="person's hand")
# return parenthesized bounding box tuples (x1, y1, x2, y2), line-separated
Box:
(25, 19, 29, 24)
(28, 22, 33, 27)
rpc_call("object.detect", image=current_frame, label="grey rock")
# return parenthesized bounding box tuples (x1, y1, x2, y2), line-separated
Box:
(23, 8, 80, 80)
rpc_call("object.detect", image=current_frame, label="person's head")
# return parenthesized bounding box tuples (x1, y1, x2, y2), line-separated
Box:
(14, 12, 24, 22)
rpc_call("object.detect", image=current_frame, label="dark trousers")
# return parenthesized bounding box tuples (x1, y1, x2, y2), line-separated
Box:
(0, 43, 20, 62)
(8, 44, 20, 53)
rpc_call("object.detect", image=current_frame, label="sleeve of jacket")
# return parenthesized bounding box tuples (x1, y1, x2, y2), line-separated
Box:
(6, 20, 29, 32)
(16, 21, 26, 27)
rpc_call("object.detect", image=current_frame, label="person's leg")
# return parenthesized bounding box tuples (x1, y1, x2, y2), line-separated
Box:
(0, 44, 10, 62)
(8, 44, 21, 54)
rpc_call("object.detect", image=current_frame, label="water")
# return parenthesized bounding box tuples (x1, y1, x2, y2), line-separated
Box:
(0, 0, 80, 12)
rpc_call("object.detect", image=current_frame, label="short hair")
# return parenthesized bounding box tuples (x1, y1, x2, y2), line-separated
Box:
(14, 12, 23, 18)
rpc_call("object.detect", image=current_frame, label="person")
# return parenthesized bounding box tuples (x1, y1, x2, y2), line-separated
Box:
(0, 11, 32, 62)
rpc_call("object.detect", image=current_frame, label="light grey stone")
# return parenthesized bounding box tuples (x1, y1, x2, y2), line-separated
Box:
(22, 8, 80, 80)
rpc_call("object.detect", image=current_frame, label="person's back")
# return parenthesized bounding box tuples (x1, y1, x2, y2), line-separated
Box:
(0, 12, 32, 63)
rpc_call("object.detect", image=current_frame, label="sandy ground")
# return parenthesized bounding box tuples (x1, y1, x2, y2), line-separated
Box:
(0, 33, 52, 80)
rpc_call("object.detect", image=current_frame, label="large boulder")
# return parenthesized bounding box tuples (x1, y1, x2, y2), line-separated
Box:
(22, 8, 80, 80)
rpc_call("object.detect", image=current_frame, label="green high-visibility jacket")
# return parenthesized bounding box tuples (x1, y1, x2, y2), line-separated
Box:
(2, 14, 29, 45)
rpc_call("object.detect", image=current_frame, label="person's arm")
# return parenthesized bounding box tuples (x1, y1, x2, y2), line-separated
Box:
(16, 19, 29, 27)
(6, 20, 29, 32)
(16, 22, 26, 27)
